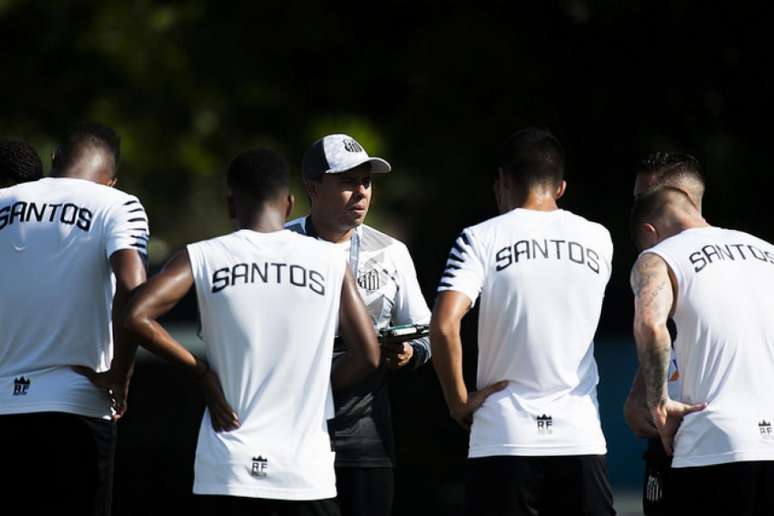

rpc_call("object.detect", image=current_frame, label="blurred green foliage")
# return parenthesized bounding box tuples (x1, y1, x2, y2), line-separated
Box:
(1, 0, 771, 333)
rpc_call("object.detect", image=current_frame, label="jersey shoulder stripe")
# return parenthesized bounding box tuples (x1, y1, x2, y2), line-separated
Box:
(359, 224, 396, 253)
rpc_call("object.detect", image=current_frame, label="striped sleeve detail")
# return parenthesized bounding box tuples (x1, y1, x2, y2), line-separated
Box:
(106, 195, 151, 258)
(436, 229, 485, 305)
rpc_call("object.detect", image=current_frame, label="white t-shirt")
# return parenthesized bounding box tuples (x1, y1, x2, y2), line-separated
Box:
(645, 226, 774, 467)
(437, 208, 613, 457)
(187, 229, 347, 500)
(0, 177, 149, 419)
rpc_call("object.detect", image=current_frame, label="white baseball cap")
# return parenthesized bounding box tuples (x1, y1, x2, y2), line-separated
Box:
(302, 134, 391, 179)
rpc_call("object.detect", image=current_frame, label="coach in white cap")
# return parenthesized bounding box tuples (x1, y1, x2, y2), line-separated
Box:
(286, 134, 432, 516)
(431, 128, 615, 515)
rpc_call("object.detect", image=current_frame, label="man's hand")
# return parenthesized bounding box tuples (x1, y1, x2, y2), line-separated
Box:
(196, 366, 240, 432)
(382, 340, 414, 369)
(623, 368, 658, 438)
(623, 392, 658, 438)
(449, 381, 509, 430)
(72, 366, 130, 420)
(650, 399, 707, 456)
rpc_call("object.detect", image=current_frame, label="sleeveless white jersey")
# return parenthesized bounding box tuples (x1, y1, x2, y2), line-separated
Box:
(645, 226, 774, 467)
(0, 177, 149, 419)
(438, 208, 613, 457)
(187, 229, 347, 500)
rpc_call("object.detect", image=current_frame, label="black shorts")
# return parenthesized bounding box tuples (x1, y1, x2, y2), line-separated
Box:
(198, 495, 341, 516)
(642, 438, 671, 515)
(335, 467, 393, 516)
(668, 460, 774, 515)
(0, 411, 117, 516)
(464, 455, 615, 516)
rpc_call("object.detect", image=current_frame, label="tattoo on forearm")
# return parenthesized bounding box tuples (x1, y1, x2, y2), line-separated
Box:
(641, 344, 670, 409)
(632, 253, 674, 409)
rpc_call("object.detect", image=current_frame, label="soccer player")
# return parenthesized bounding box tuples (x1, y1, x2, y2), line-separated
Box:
(0, 123, 149, 515)
(630, 186, 774, 514)
(431, 128, 615, 515)
(286, 134, 432, 516)
(0, 137, 44, 187)
(123, 148, 381, 515)
(624, 152, 705, 515)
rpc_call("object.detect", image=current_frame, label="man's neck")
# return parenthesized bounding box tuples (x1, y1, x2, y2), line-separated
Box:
(501, 190, 559, 213)
(308, 212, 354, 244)
(673, 215, 711, 235)
(237, 209, 286, 234)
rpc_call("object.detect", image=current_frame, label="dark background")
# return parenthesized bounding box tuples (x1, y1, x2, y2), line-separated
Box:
(2, 1, 771, 514)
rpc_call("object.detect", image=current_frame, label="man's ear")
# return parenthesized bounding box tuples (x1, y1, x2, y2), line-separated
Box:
(640, 223, 659, 249)
(555, 180, 567, 200)
(285, 193, 295, 220)
(107, 177, 118, 188)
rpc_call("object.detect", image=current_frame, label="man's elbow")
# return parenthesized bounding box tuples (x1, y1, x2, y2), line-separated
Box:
(633, 318, 670, 350)
(429, 317, 457, 346)
(123, 305, 149, 336)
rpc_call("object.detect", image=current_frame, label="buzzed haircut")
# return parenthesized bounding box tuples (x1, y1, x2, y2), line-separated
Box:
(634, 152, 705, 194)
(227, 148, 289, 204)
(630, 186, 695, 244)
(498, 127, 565, 189)
(52, 122, 121, 176)
(0, 138, 44, 185)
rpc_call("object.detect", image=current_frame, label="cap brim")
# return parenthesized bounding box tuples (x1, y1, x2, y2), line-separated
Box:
(327, 157, 391, 174)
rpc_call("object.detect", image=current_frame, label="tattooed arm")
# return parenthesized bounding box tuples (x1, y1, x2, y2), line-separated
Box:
(631, 253, 706, 455)
(631, 253, 673, 410)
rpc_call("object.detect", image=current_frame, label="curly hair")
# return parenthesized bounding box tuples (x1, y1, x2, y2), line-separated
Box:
(0, 138, 44, 186)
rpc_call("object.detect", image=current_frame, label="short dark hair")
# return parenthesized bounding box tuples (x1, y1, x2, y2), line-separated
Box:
(630, 186, 694, 244)
(52, 122, 121, 176)
(227, 149, 289, 204)
(498, 127, 565, 189)
(0, 138, 44, 185)
(634, 152, 705, 193)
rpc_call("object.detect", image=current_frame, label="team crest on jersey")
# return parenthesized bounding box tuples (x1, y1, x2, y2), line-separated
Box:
(759, 420, 773, 440)
(12, 377, 30, 396)
(358, 270, 380, 291)
(536, 414, 553, 434)
(251, 456, 268, 478)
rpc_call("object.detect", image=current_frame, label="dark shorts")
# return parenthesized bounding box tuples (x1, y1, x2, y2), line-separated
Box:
(464, 455, 615, 516)
(0, 411, 116, 516)
(668, 460, 774, 515)
(198, 495, 341, 516)
(642, 438, 671, 515)
(335, 467, 393, 516)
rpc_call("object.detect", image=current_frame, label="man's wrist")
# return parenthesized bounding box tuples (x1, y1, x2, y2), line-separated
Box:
(193, 359, 210, 381)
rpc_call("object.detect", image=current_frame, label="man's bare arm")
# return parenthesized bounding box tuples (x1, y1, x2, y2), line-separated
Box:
(110, 250, 148, 373)
(331, 267, 381, 390)
(124, 249, 239, 432)
(623, 367, 658, 438)
(631, 252, 674, 411)
(430, 291, 507, 430)
(631, 253, 705, 454)
(74, 249, 147, 419)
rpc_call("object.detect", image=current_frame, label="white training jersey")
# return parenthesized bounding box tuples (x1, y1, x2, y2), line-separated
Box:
(187, 229, 347, 500)
(645, 226, 774, 467)
(0, 177, 149, 419)
(285, 216, 432, 337)
(437, 208, 613, 457)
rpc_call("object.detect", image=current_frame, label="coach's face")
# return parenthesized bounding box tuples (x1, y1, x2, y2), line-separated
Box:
(310, 165, 372, 229)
